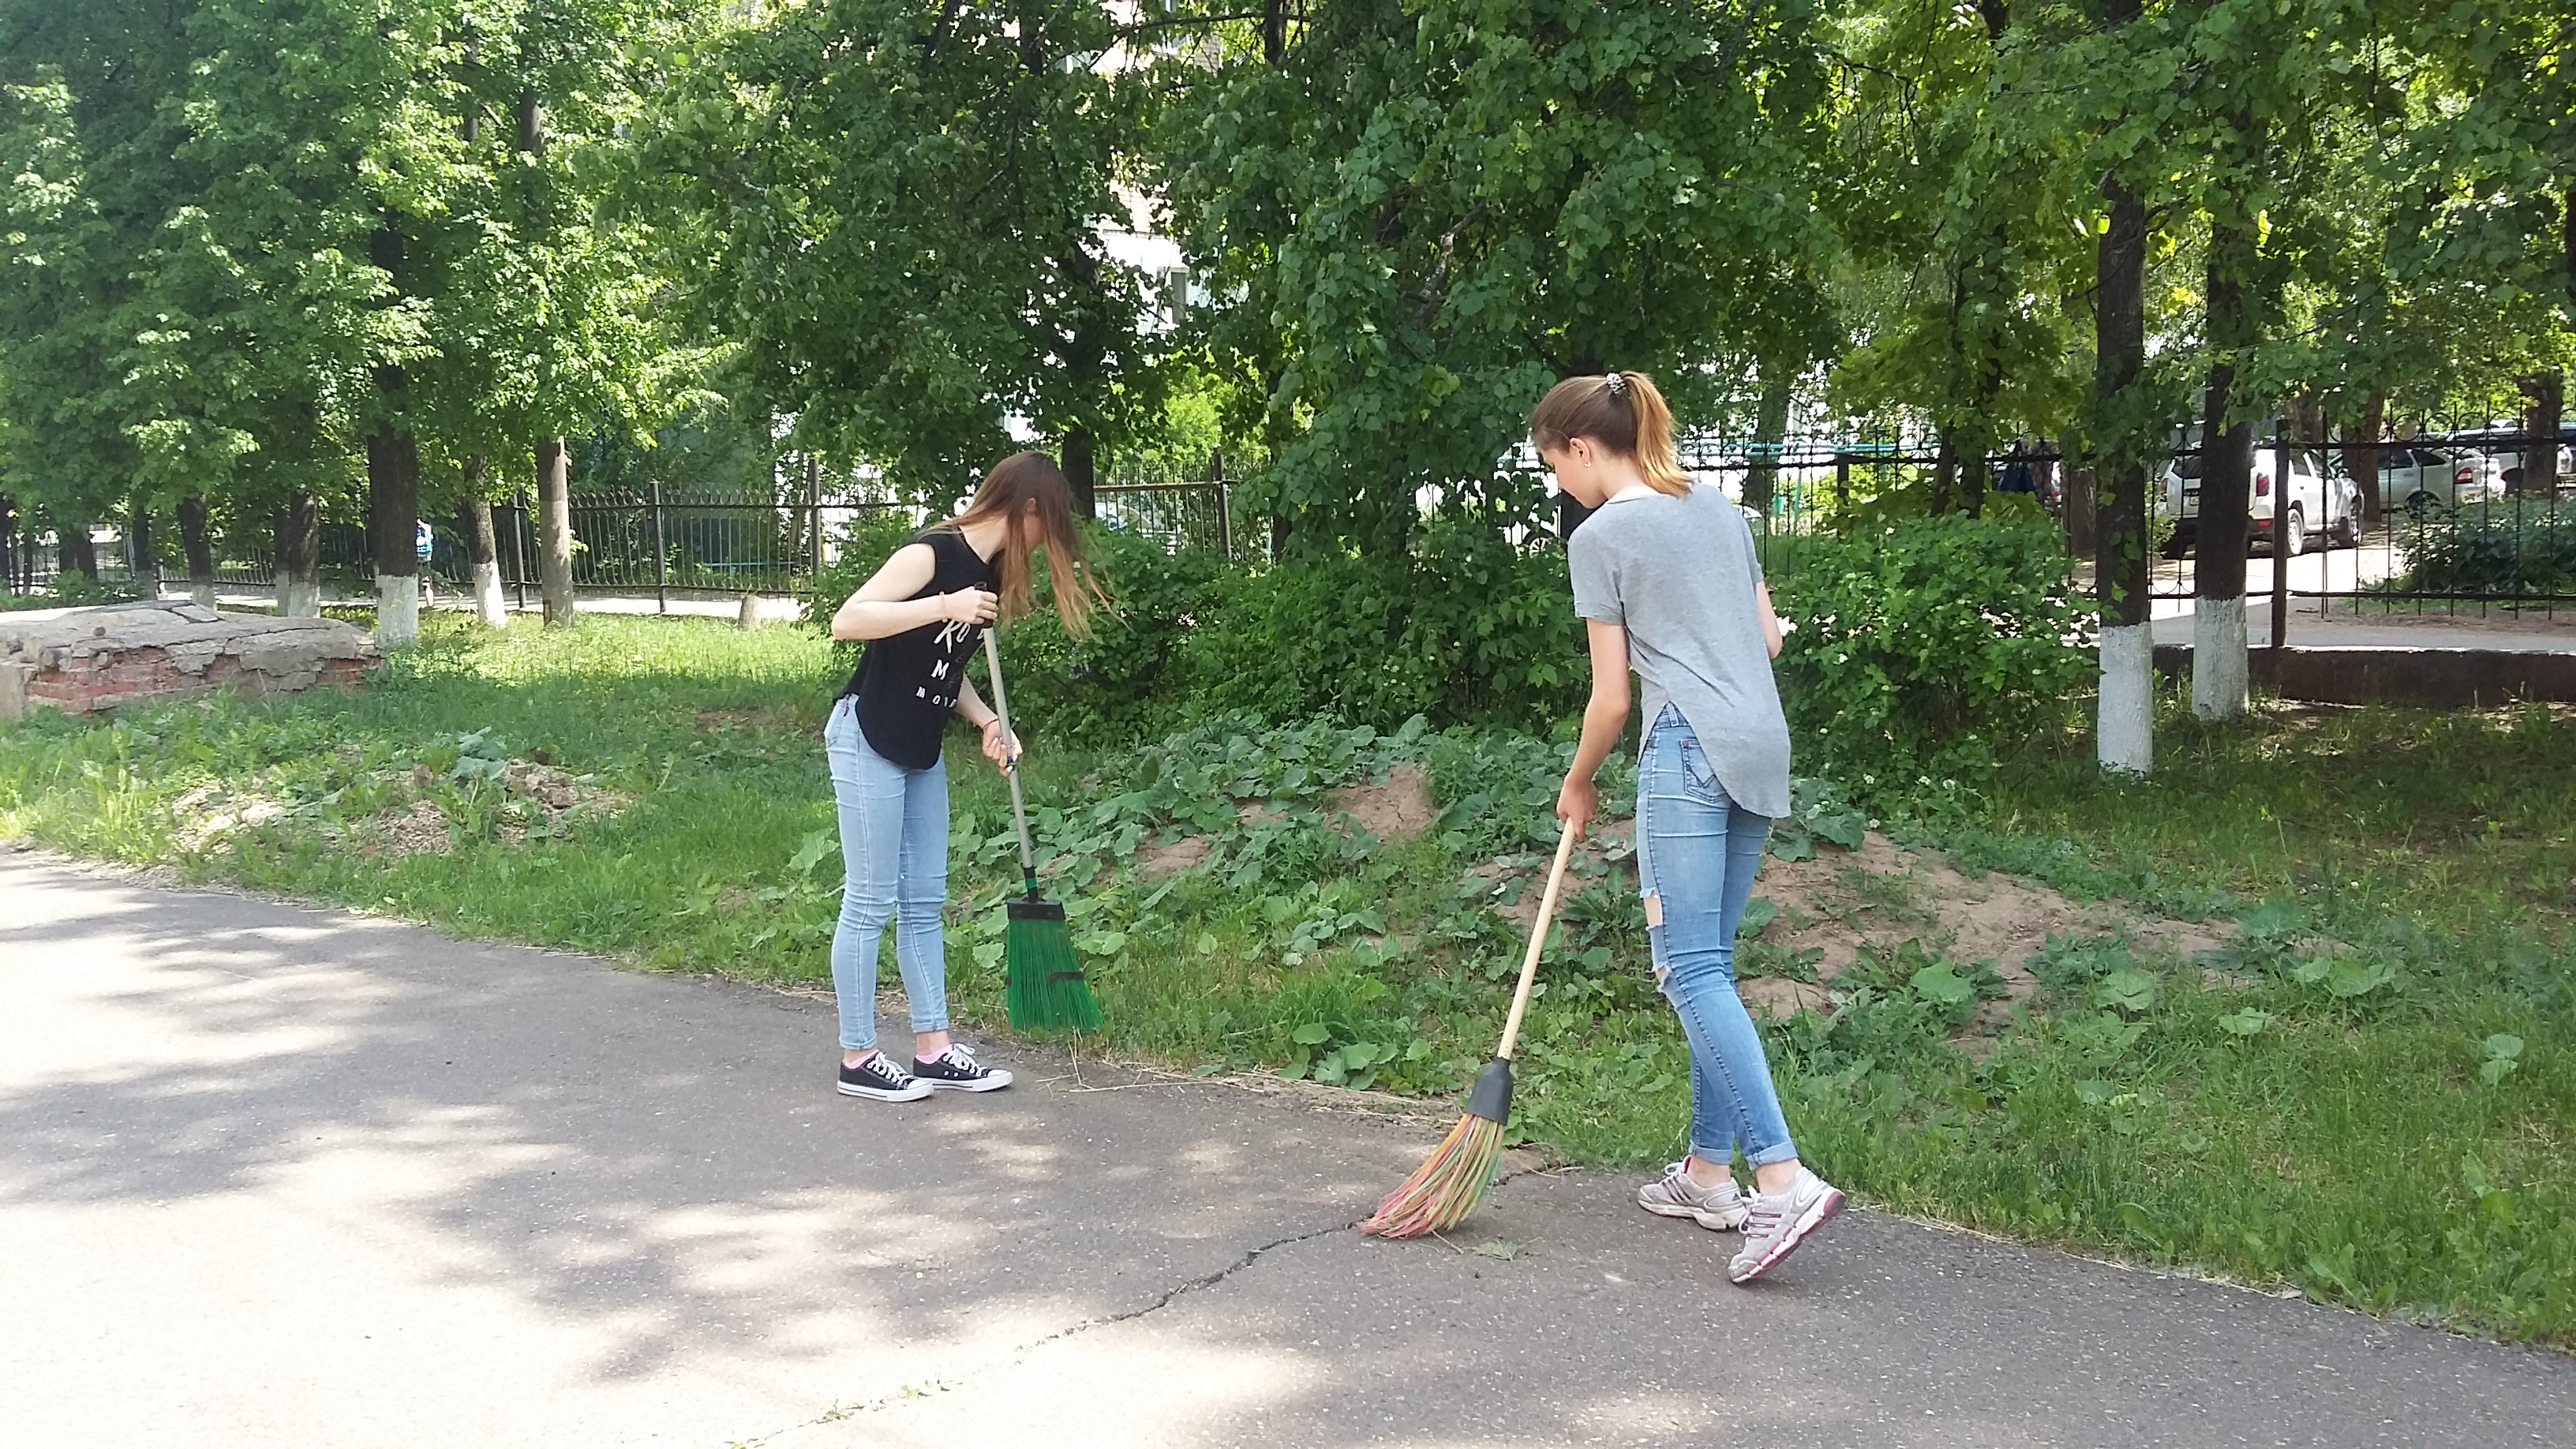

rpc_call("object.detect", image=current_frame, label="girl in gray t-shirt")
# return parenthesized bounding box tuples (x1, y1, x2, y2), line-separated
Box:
(1533, 370, 1844, 1286)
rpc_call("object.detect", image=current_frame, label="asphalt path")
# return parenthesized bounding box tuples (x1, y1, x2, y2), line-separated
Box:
(3, 852, 2569, 1448)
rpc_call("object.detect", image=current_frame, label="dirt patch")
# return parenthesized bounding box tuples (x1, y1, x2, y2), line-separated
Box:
(1137, 834, 1213, 880)
(370, 799, 454, 858)
(1749, 832, 2227, 1002)
(169, 786, 288, 852)
(1474, 819, 1637, 934)
(1327, 764, 1437, 842)
(1477, 827, 2233, 1025)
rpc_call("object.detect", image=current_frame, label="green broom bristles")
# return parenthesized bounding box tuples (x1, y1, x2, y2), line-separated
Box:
(1005, 893, 1102, 1032)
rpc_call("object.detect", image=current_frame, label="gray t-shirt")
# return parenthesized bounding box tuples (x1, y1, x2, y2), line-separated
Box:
(1567, 483, 1792, 819)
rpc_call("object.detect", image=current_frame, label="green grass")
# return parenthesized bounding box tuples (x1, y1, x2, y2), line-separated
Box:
(2, 612, 2570, 1347)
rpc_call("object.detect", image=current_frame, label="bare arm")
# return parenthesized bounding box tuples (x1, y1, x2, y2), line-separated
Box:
(953, 676, 1022, 767)
(1556, 619, 1632, 837)
(1758, 581, 1783, 660)
(829, 542, 996, 641)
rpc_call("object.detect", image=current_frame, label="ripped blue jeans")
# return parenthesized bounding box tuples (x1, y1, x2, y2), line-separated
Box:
(1635, 705, 1798, 1169)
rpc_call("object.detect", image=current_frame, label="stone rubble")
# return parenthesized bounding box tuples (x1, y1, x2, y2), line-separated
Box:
(0, 601, 380, 720)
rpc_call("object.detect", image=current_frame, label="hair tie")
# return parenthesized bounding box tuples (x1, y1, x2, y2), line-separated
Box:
(1601, 372, 1627, 398)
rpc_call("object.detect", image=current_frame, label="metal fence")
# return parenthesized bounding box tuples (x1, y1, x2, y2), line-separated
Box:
(11, 424, 2570, 632)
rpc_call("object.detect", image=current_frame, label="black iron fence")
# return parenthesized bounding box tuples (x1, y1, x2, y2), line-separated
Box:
(9, 425, 2570, 634)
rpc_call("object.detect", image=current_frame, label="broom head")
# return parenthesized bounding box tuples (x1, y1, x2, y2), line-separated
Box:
(1005, 893, 1103, 1032)
(1359, 1059, 1513, 1237)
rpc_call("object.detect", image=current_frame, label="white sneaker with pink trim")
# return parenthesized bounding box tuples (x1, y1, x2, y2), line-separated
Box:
(1728, 1168, 1844, 1283)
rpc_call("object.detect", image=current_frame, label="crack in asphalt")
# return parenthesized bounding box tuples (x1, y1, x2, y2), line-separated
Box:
(723, 1119, 1558, 1447)
(717, 1215, 1358, 1448)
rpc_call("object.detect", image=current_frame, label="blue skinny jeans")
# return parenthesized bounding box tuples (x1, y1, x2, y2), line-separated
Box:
(822, 697, 951, 1052)
(1635, 705, 1799, 1170)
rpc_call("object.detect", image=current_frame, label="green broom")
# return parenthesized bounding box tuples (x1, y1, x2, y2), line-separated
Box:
(983, 628, 1103, 1032)
(1361, 822, 1575, 1237)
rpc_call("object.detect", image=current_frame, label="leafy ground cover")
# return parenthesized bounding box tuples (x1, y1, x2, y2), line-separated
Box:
(1, 612, 2570, 1347)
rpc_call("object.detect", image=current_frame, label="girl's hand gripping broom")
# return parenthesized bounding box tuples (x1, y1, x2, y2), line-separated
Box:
(983, 628, 1103, 1032)
(1361, 822, 1577, 1238)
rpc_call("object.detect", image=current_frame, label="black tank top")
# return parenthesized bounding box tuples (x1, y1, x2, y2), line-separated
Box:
(838, 529, 999, 769)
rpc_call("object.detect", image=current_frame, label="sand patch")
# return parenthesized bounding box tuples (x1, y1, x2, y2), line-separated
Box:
(1326, 763, 1437, 841)
(371, 799, 454, 858)
(1137, 834, 1213, 880)
(1473, 826, 2233, 1028)
(169, 787, 288, 852)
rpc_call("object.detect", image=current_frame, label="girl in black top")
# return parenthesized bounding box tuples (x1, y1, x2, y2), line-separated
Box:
(820, 452, 1106, 1102)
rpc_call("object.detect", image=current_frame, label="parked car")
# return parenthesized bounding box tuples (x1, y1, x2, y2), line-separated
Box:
(2448, 425, 2576, 493)
(2338, 445, 2506, 518)
(2160, 432, 2361, 556)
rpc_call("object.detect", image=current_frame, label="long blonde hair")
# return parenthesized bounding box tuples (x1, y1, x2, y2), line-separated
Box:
(1527, 371, 1690, 496)
(941, 451, 1110, 640)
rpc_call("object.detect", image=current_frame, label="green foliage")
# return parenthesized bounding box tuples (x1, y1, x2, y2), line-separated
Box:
(1169, 522, 1585, 733)
(640, 0, 1158, 499)
(2387, 500, 2576, 597)
(986, 527, 1245, 743)
(1772, 511, 2092, 784)
(1163, 0, 1838, 552)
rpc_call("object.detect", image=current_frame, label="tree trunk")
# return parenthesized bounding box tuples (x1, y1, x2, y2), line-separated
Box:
(2192, 186, 2256, 722)
(60, 517, 99, 581)
(2342, 391, 2386, 526)
(2063, 466, 2096, 556)
(127, 501, 156, 594)
(461, 456, 507, 627)
(1746, 367, 1794, 510)
(275, 492, 320, 617)
(1929, 428, 1959, 515)
(1062, 426, 1097, 521)
(2094, 127, 2151, 775)
(2521, 373, 2563, 495)
(369, 423, 422, 646)
(536, 436, 575, 627)
(178, 494, 216, 606)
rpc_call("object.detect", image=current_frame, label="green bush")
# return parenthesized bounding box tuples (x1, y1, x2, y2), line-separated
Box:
(998, 528, 1242, 742)
(1771, 511, 2091, 784)
(806, 508, 1591, 743)
(2391, 500, 2576, 597)
(1176, 520, 1583, 733)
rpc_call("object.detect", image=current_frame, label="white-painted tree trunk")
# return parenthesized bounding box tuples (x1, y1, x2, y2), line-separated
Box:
(376, 575, 420, 648)
(190, 582, 217, 608)
(278, 575, 320, 619)
(472, 560, 507, 627)
(2098, 622, 2154, 774)
(2190, 596, 2248, 720)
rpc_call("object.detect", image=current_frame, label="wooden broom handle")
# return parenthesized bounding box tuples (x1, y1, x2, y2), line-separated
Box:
(1496, 824, 1578, 1062)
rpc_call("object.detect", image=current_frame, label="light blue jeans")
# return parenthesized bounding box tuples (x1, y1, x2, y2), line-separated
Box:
(822, 697, 950, 1052)
(1636, 704, 1799, 1169)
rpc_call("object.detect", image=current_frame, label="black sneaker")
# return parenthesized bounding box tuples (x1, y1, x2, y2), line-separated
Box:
(912, 1043, 1013, 1093)
(837, 1051, 934, 1102)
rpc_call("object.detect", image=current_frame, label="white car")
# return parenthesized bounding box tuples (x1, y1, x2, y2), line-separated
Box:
(2356, 446, 2504, 518)
(2162, 444, 2362, 556)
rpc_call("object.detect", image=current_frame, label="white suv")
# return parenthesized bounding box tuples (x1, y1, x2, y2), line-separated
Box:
(2357, 446, 2504, 517)
(2161, 440, 2361, 556)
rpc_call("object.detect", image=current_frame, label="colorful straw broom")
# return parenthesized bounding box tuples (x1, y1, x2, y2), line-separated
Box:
(983, 628, 1103, 1032)
(1361, 822, 1577, 1238)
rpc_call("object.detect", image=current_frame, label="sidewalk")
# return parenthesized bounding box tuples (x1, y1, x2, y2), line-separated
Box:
(184, 582, 809, 623)
(2, 852, 2569, 1448)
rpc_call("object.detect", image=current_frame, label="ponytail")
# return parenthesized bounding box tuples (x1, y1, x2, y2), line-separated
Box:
(1527, 370, 1691, 496)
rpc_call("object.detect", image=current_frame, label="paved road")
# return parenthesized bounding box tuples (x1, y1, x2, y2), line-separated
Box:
(3, 853, 2569, 1448)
